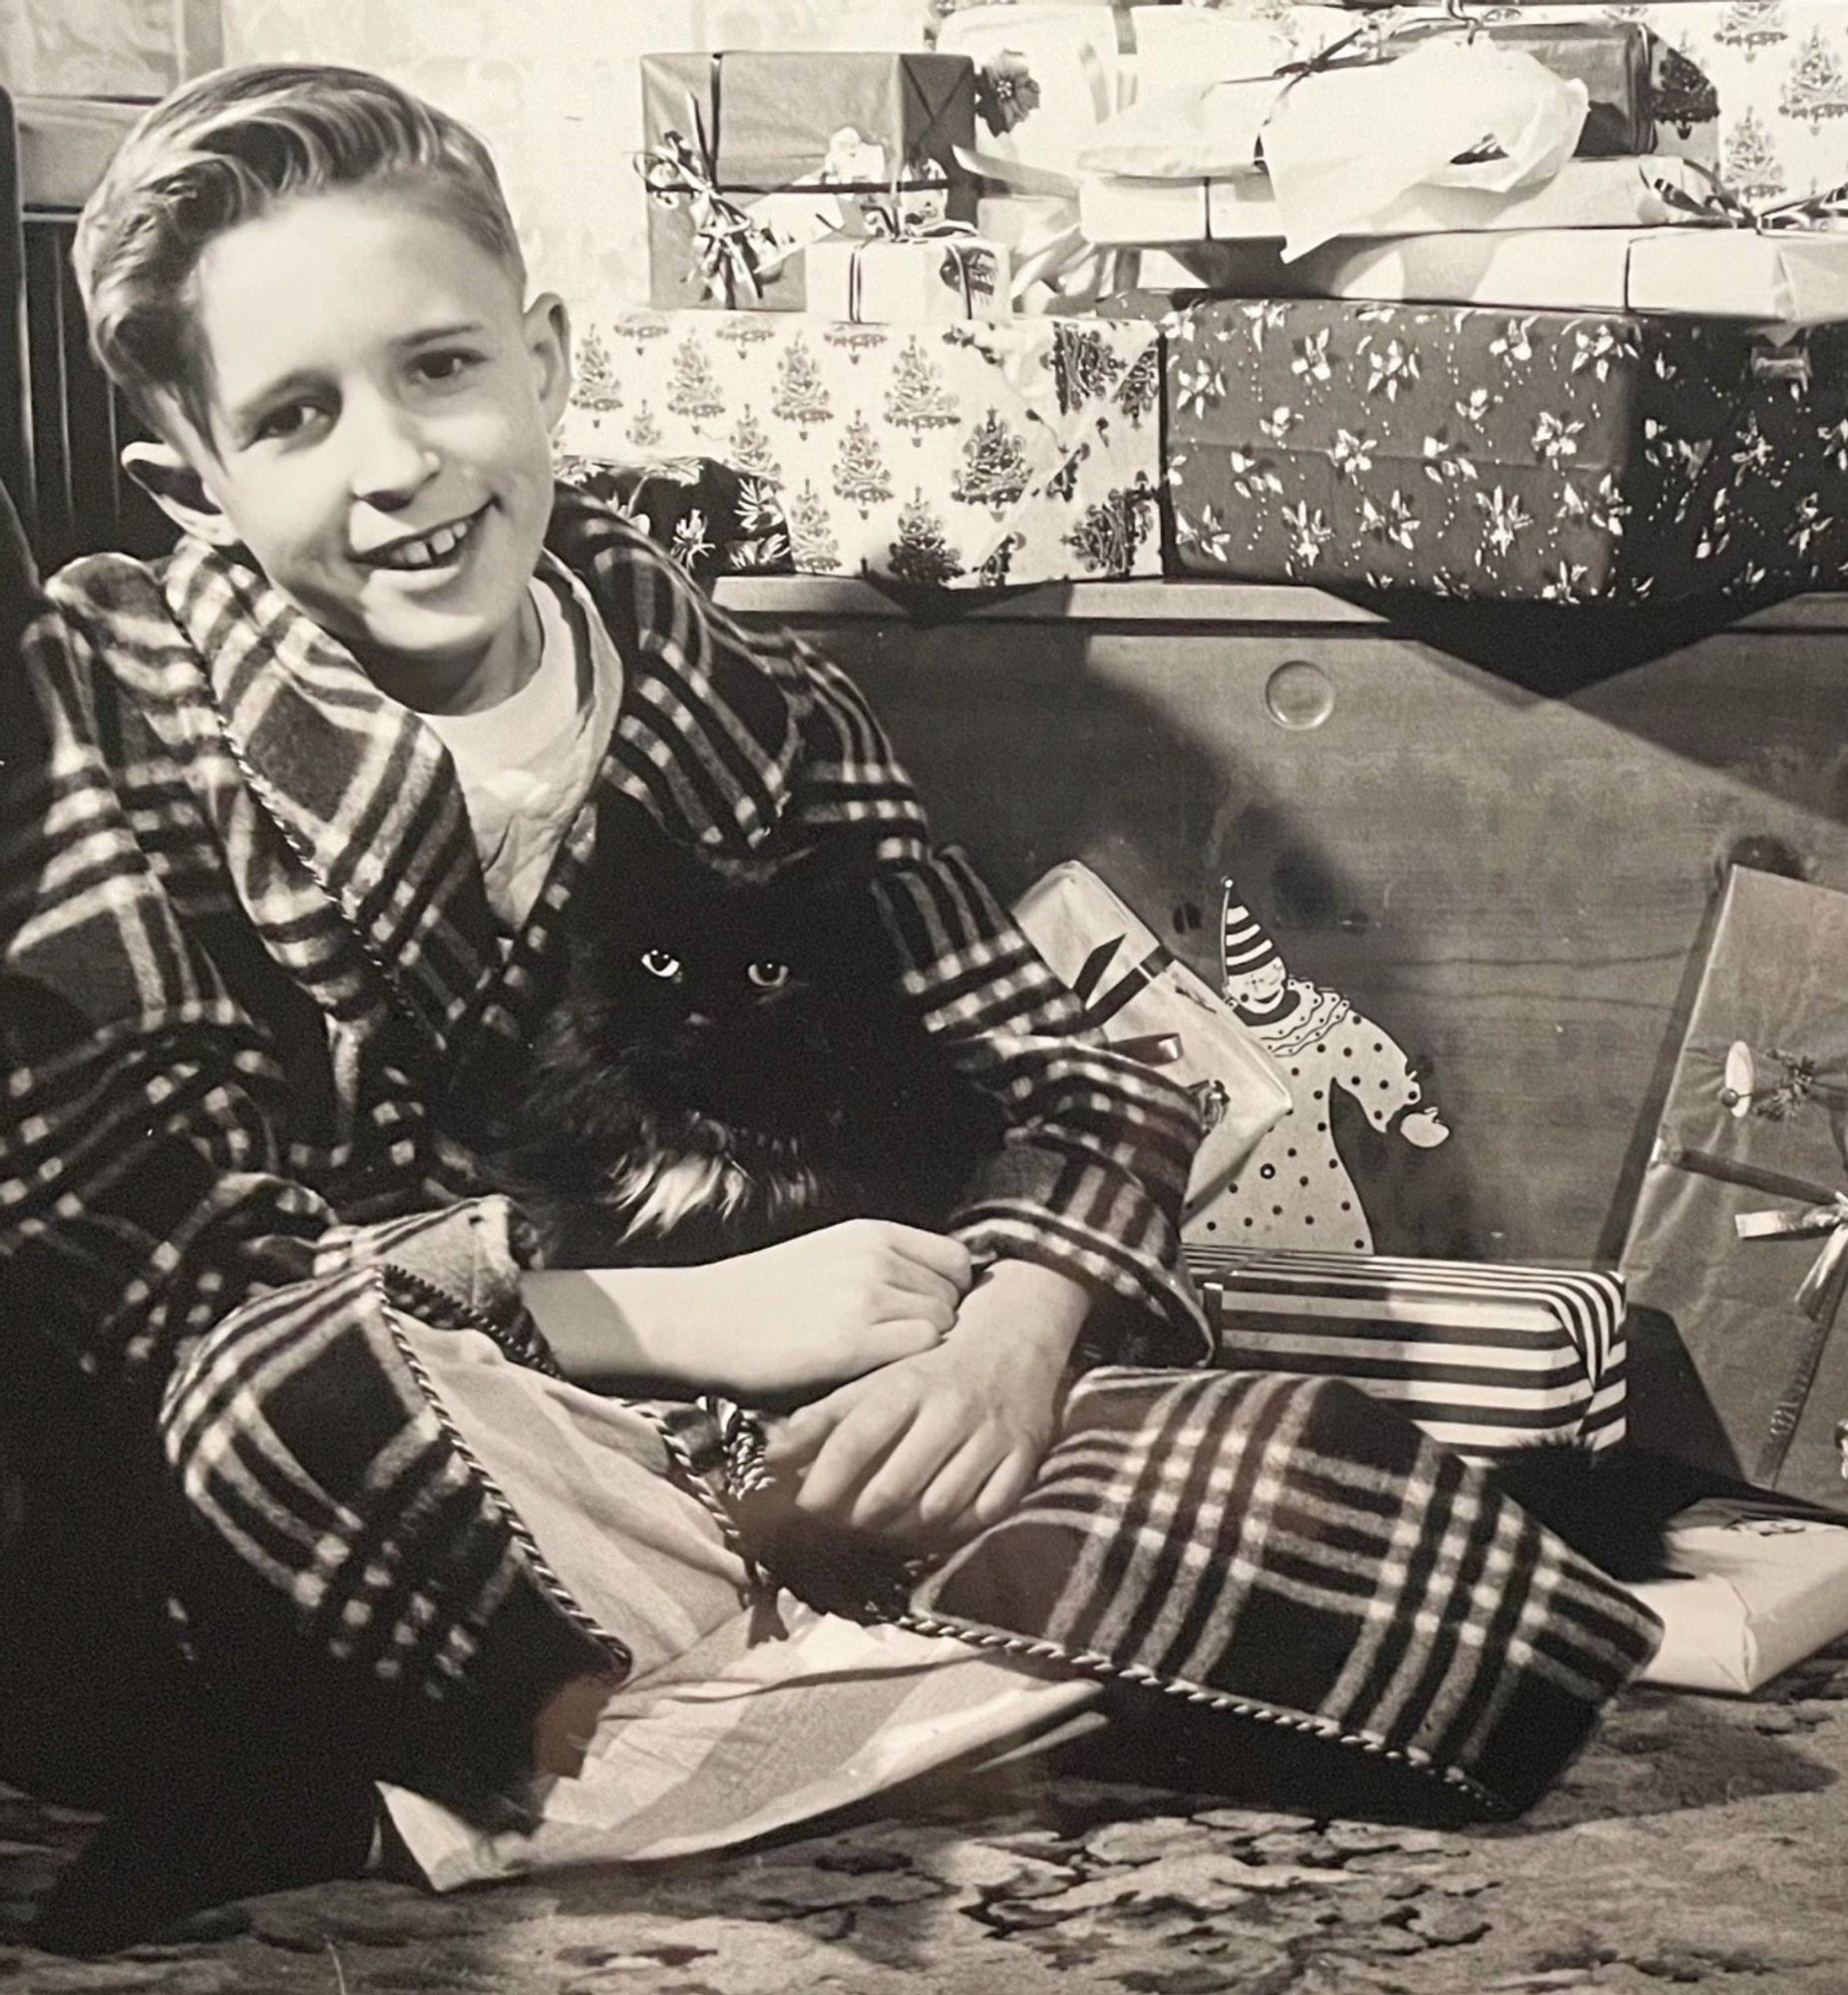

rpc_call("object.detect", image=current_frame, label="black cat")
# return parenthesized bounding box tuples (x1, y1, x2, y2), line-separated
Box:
(478, 796, 1003, 1270)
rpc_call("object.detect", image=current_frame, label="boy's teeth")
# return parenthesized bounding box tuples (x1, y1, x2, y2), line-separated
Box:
(373, 515, 473, 569)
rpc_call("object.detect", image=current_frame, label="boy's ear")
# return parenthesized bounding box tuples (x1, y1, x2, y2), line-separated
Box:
(121, 440, 241, 548)
(525, 291, 572, 430)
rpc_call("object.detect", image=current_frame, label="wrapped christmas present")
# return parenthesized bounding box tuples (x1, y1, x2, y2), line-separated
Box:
(1279, 217, 1848, 330)
(1079, 157, 1705, 250)
(1622, 867, 1848, 1506)
(806, 224, 1012, 325)
(557, 310, 1164, 590)
(1158, 296, 1848, 604)
(935, 2, 1294, 183)
(1385, 0, 1848, 228)
(935, 3, 1292, 309)
(1012, 861, 1294, 1216)
(1385, 17, 1699, 160)
(554, 456, 792, 586)
(1185, 1246, 1628, 1459)
(637, 52, 976, 312)
(1632, 1512, 1848, 1694)
(1081, 37, 1602, 258)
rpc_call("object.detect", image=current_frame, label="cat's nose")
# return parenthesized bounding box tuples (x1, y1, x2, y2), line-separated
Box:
(682, 1011, 714, 1033)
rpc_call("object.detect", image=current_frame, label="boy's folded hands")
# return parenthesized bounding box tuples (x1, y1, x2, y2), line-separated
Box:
(763, 1258, 1091, 1553)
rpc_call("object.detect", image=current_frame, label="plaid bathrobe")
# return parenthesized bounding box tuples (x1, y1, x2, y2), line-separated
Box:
(1, 485, 1659, 1819)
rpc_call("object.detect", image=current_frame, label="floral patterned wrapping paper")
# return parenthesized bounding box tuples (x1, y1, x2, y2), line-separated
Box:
(1155, 295, 1848, 603)
(552, 456, 795, 584)
(555, 309, 1165, 588)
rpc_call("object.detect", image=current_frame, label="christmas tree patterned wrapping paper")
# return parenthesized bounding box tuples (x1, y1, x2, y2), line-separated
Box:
(1157, 295, 1848, 603)
(557, 310, 1164, 588)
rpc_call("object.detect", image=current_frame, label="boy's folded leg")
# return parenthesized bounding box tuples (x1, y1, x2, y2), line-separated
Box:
(30, 1731, 380, 1957)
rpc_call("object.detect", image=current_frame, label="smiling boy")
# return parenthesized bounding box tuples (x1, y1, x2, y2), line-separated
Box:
(0, 65, 1211, 1946)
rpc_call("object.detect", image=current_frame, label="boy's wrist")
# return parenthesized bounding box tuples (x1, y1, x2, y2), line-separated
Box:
(948, 1258, 1092, 1363)
(522, 1267, 703, 1391)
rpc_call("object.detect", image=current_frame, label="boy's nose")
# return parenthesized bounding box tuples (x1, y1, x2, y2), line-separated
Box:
(348, 409, 440, 510)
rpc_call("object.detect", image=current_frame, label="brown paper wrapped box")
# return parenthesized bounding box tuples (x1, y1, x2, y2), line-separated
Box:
(1621, 866, 1848, 1506)
(639, 52, 976, 312)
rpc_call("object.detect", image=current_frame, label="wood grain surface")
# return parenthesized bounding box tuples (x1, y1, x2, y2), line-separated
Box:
(733, 598, 1848, 1266)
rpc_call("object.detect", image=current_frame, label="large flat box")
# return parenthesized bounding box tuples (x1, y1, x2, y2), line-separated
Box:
(1159, 295, 1848, 604)
(1078, 157, 1707, 246)
(558, 309, 1164, 589)
(1279, 225, 1848, 330)
(1185, 1246, 1628, 1459)
(1622, 867, 1848, 1506)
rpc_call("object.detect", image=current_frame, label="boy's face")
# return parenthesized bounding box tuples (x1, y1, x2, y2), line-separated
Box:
(165, 187, 568, 702)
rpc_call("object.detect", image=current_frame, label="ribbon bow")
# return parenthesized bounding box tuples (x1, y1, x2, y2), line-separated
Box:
(635, 96, 783, 306)
(1650, 158, 1848, 234)
(1663, 1140, 1848, 1477)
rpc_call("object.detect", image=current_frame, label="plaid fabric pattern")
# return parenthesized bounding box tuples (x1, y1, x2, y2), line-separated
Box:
(0, 485, 1206, 1703)
(908, 1369, 1663, 1815)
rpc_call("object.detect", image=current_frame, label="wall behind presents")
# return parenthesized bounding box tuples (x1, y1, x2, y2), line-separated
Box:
(220, 1, 933, 323)
(2, 0, 221, 96)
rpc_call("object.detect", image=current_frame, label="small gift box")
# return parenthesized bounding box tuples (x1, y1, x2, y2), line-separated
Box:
(638, 51, 977, 312)
(1012, 861, 1293, 1217)
(806, 229, 1012, 325)
(1158, 295, 1848, 605)
(1184, 1246, 1629, 1459)
(1623, 867, 1848, 1506)
(558, 309, 1164, 589)
(1632, 1512, 1848, 1695)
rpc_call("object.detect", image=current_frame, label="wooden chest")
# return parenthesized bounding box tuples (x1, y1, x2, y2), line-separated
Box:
(719, 576, 1848, 1267)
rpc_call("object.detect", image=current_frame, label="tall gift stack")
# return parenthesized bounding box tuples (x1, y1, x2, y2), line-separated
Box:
(551, 38, 1168, 588)
(1074, 4, 1848, 605)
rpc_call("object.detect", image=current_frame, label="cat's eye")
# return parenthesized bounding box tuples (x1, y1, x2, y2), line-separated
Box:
(639, 949, 682, 981)
(746, 961, 791, 991)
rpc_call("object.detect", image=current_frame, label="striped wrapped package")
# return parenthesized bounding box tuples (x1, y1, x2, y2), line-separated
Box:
(1184, 1247, 1628, 1458)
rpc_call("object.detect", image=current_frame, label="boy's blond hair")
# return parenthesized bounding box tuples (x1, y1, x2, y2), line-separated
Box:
(74, 64, 528, 446)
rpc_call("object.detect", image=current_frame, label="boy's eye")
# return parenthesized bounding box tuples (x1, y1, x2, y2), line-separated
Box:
(252, 401, 322, 444)
(416, 349, 484, 385)
(746, 961, 790, 991)
(639, 949, 682, 981)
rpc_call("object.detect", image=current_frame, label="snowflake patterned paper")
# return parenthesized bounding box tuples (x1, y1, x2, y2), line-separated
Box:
(558, 310, 1164, 588)
(1160, 296, 1848, 603)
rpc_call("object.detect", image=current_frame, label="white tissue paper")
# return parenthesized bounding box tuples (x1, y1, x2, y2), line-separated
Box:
(1247, 39, 1590, 260)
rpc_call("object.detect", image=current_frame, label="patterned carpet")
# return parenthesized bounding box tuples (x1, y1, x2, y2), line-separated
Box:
(3, 1646, 1846, 1995)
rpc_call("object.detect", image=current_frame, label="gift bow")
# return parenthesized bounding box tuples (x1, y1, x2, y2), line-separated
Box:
(1069, 934, 1185, 1070)
(1735, 1194, 1848, 1329)
(636, 98, 784, 306)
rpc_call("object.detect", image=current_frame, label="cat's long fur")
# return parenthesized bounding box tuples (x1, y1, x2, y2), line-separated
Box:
(473, 795, 1002, 1269)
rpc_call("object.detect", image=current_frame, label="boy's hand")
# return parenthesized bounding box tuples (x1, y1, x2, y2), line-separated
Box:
(528, 1220, 973, 1399)
(764, 1262, 1088, 1550)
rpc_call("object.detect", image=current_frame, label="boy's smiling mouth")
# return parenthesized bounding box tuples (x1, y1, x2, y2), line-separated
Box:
(358, 504, 489, 573)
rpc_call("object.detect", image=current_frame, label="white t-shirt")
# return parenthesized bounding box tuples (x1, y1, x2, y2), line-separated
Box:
(422, 557, 622, 931)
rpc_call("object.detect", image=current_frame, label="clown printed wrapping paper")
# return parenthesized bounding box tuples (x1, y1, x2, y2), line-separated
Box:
(1155, 295, 1848, 603)
(556, 310, 1165, 588)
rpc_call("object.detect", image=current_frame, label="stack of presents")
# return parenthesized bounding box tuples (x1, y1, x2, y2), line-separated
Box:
(554, 0, 1848, 602)
(550, 0, 1848, 1692)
